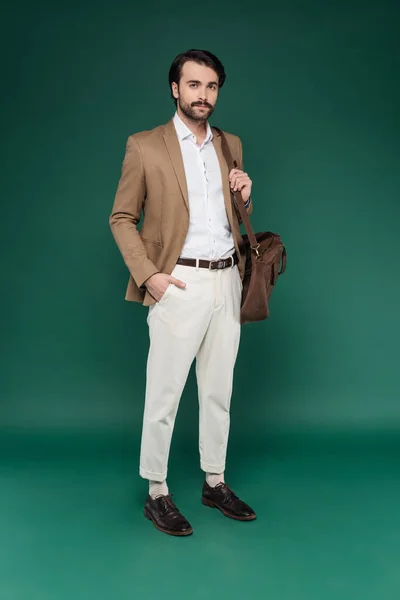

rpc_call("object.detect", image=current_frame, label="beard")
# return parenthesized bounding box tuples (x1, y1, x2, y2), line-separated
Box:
(178, 96, 215, 122)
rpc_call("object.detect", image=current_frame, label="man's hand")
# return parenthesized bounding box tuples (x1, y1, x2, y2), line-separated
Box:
(229, 168, 252, 203)
(145, 273, 186, 302)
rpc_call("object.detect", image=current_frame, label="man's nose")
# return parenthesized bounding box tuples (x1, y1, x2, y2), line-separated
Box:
(198, 91, 208, 102)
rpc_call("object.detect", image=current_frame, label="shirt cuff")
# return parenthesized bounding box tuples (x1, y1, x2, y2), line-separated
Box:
(138, 270, 160, 292)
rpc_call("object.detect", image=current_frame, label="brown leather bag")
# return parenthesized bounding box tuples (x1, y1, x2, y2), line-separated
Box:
(217, 129, 287, 325)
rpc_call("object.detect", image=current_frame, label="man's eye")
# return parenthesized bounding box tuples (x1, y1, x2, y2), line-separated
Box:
(190, 83, 197, 88)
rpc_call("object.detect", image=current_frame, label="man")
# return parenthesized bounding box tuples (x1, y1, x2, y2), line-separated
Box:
(109, 49, 256, 536)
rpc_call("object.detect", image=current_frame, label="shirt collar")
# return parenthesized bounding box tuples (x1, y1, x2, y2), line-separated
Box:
(173, 111, 213, 144)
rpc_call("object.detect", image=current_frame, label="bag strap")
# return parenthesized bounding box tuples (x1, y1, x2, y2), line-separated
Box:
(213, 127, 260, 252)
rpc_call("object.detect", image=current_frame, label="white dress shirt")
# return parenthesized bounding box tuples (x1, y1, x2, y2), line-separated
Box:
(173, 112, 235, 260)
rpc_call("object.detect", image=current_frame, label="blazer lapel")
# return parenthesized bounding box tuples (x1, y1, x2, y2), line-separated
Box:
(163, 119, 189, 212)
(211, 128, 234, 226)
(162, 119, 234, 224)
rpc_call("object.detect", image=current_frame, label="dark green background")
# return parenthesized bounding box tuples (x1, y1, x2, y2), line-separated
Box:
(2, 0, 400, 598)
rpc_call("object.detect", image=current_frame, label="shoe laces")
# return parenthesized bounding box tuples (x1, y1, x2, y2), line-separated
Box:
(214, 482, 238, 503)
(156, 494, 179, 516)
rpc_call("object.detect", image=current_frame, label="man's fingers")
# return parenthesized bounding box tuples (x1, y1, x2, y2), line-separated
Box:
(229, 168, 244, 180)
(169, 276, 186, 288)
(232, 173, 248, 181)
(231, 173, 248, 184)
(231, 174, 250, 191)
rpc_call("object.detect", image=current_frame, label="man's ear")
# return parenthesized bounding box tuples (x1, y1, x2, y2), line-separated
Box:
(171, 82, 179, 100)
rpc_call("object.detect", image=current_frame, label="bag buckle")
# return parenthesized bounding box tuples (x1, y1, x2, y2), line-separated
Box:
(251, 243, 261, 259)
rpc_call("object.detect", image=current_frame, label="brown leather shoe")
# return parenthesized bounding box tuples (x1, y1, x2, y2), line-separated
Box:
(144, 494, 193, 536)
(202, 481, 257, 521)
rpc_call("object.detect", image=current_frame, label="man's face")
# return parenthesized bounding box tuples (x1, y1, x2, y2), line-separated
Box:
(172, 61, 219, 122)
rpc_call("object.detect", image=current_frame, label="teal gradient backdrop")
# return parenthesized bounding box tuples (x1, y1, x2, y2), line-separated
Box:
(2, 0, 399, 436)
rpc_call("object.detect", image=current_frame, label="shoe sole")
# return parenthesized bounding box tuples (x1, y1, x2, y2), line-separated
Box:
(144, 508, 193, 536)
(201, 496, 257, 521)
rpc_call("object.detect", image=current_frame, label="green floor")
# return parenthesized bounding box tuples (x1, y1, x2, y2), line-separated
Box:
(1, 430, 399, 599)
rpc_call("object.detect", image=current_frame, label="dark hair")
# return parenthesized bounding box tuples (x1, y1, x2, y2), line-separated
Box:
(168, 49, 226, 106)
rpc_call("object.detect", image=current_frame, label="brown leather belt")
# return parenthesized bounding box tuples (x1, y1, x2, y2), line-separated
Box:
(177, 253, 238, 270)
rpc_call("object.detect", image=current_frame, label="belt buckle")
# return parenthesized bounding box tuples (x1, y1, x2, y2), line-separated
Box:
(209, 259, 223, 270)
(208, 256, 235, 270)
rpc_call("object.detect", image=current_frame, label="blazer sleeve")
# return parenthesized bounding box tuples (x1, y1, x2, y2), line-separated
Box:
(109, 136, 159, 290)
(234, 136, 253, 221)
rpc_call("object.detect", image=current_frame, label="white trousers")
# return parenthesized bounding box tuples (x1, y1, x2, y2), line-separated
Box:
(139, 262, 242, 481)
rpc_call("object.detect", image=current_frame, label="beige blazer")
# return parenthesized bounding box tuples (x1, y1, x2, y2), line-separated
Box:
(109, 117, 253, 306)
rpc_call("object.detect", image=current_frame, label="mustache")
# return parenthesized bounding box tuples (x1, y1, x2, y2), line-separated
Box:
(192, 102, 212, 108)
